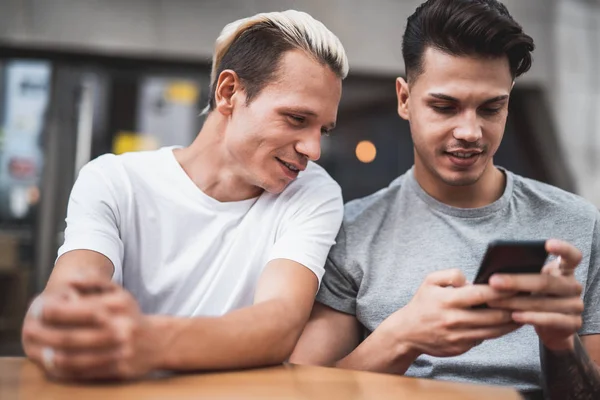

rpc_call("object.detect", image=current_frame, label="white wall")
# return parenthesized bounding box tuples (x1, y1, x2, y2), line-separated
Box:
(553, 0, 600, 206)
(0, 0, 554, 84)
(1, 0, 599, 205)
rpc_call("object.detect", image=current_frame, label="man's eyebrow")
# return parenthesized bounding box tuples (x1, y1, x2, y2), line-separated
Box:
(282, 107, 318, 117)
(428, 93, 509, 104)
(429, 93, 459, 102)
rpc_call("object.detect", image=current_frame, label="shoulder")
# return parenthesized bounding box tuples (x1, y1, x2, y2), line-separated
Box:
(83, 153, 121, 174)
(259, 162, 344, 232)
(294, 162, 341, 191)
(81, 148, 168, 185)
(511, 172, 598, 222)
(76, 153, 125, 191)
(75, 149, 169, 205)
(276, 161, 342, 205)
(333, 173, 409, 250)
(344, 173, 408, 225)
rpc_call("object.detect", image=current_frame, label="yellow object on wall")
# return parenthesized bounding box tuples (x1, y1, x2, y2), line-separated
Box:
(165, 81, 200, 105)
(113, 132, 160, 154)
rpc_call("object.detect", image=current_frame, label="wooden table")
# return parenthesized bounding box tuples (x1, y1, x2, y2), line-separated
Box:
(0, 357, 523, 399)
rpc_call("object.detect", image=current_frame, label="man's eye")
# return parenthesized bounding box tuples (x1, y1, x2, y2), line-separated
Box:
(480, 107, 502, 116)
(288, 115, 305, 124)
(431, 105, 455, 114)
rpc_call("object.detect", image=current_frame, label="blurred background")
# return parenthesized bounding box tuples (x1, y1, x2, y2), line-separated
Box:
(0, 0, 598, 356)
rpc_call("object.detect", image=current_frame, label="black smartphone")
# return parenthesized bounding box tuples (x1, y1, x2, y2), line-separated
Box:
(473, 240, 549, 285)
(471, 240, 549, 309)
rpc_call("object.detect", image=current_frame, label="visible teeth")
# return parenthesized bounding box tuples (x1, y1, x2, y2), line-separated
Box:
(451, 152, 476, 159)
(282, 160, 299, 171)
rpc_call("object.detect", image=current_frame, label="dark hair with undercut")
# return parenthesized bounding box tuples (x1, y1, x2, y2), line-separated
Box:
(402, 0, 535, 82)
(206, 10, 348, 112)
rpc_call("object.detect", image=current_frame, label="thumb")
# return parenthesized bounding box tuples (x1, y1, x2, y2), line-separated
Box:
(424, 268, 467, 288)
(541, 258, 562, 277)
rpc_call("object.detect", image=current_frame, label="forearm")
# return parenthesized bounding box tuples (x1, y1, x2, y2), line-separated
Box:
(45, 250, 114, 293)
(335, 326, 420, 374)
(149, 299, 305, 371)
(541, 335, 600, 400)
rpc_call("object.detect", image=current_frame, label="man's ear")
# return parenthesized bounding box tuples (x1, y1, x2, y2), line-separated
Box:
(396, 77, 410, 121)
(214, 70, 244, 116)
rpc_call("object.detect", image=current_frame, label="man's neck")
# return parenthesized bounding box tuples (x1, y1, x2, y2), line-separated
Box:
(173, 115, 263, 203)
(414, 161, 506, 209)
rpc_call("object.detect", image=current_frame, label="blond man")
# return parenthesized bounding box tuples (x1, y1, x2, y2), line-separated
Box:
(22, 10, 348, 381)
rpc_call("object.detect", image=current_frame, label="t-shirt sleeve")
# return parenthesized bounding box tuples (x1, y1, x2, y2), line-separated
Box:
(315, 222, 360, 315)
(581, 211, 600, 335)
(267, 179, 343, 285)
(56, 156, 125, 284)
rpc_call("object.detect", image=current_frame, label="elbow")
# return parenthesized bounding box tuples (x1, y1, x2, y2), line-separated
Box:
(260, 313, 308, 366)
(256, 298, 313, 367)
(265, 328, 303, 366)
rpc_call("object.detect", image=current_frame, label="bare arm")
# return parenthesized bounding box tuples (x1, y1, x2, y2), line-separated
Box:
(291, 303, 361, 366)
(290, 303, 419, 374)
(149, 259, 319, 370)
(540, 335, 600, 400)
(45, 250, 114, 293)
(23, 257, 320, 378)
(292, 270, 520, 374)
(25, 258, 319, 378)
(583, 334, 600, 366)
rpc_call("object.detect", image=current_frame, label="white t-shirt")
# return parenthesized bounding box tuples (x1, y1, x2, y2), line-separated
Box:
(57, 147, 343, 317)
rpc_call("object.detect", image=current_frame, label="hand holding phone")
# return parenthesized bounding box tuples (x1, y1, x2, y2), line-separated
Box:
(481, 239, 585, 351)
(472, 240, 548, 308)
(473, 240, 549, 285)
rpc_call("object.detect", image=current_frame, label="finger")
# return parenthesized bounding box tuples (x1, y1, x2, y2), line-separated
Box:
(26, 290, 80, 321)
(449, 284, 517, 308)
(24, 338, 122, 381)
(512, 311, 582, 332)
(52, 348, 120, 376)
(97, 290, 137, 313)
(69, 275, 117, 295)
(22, 338, 45, 369)
(22, 342, 64, 379)
(488, 273, 582, 297)
(541, 262, 562, 277)
(443, 309, 514, 328)
(488, 295, 584, 315)
(27, 296, 46, 320)
(23, 319, 121, 351)
(456, 323, 523, 342)
(43, 285, 82, 300)
(63, 365, 121, 381)
(425, 269, 467, 288)
(546, 239, 582, 274)
(40, 296, 110, 327)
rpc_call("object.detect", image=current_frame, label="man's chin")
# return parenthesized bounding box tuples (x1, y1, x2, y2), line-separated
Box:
(261, 179, 292, 195)
(438, 170, 483, 187)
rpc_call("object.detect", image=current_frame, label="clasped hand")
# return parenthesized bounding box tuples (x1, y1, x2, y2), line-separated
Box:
(22, 275, 160, 380)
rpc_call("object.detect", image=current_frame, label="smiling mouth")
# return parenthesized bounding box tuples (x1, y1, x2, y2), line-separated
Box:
(445, 151, 482, 159)
(276, 158, 300, 172)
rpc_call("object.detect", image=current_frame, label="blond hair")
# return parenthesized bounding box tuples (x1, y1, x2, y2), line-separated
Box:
(206, 10, 348, 111)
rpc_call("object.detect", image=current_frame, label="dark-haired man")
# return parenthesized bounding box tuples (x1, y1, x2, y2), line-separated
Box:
(21, 10, 348, 381)
(291, 1, 600, 399)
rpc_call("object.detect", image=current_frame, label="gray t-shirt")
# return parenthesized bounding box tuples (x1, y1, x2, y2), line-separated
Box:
(317, 167, 600, 395)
